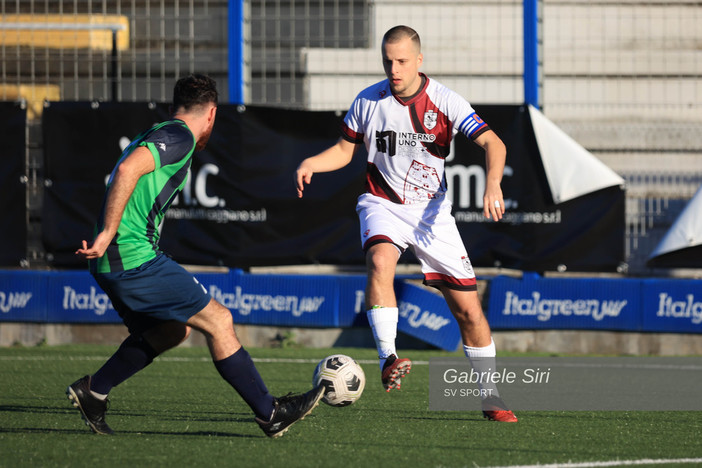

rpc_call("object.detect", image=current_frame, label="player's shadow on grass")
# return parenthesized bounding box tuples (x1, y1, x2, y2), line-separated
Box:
(110, 429, 259, 438)
(0, 405, 268, 438)
(0, 426, 259, 438)
(404, 413, 488, 422)
(0, 427, 100, 435)
(0, 404, 72, 415)
(113, 408, 254, 423)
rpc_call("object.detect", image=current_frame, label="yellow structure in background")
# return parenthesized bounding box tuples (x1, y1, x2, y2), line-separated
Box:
(0, 14, 129, 50)
(0, 84, 60, 119)
(0, 14, 129, 118)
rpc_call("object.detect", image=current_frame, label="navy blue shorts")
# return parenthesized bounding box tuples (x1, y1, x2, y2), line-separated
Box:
(93, 253, 212, 336)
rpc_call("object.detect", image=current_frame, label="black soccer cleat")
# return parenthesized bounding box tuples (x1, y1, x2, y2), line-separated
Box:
(66, 375, 114, 435)
(255, 385, 324, 438)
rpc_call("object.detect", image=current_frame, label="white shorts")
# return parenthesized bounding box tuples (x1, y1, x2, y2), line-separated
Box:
(356, 193, 477, 291)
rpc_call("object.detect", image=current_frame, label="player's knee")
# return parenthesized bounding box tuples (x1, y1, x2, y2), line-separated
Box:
(163, 326, 191, 349)
(188, 300, 234, 338)
(207, 302, 236, 333)
(179, 325, 193, 342)
(144, 321, 192, 352)
(366, 245, 397, 273)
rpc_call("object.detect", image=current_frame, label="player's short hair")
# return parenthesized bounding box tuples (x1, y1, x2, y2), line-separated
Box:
(172, 74, 218, 113)
(382, 25, 421, 51)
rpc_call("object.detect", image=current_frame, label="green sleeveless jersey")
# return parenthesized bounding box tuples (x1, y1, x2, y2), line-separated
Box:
(91, 119, 196, 273)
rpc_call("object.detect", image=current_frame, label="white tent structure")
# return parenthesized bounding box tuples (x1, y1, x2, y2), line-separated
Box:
(648, 184, 702, 268)
(528, 105, 625, 204)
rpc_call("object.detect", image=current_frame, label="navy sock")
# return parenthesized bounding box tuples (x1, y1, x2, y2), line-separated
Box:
(90, 334, 159, 395)
(214, 347, 275, 421)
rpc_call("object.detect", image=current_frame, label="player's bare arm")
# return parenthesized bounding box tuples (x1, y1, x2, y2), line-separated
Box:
(473, 130, 507, 221)
(295, 138, 358, 198)
(75, 146, 156, 259)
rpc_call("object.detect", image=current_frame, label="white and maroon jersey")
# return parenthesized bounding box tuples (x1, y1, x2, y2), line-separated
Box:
(341, 73, 489, 205)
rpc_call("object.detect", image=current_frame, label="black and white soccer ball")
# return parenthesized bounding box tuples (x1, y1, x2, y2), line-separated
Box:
(312, 354, 366, 407)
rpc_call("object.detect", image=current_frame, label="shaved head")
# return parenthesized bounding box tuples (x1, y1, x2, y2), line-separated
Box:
(382, 25, 421, 53)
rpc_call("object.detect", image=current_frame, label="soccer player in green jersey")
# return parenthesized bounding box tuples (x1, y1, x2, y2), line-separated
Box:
(67, 74, 323, 438)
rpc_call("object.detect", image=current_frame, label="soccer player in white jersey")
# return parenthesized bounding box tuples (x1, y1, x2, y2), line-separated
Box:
(296, 25, 517, 422)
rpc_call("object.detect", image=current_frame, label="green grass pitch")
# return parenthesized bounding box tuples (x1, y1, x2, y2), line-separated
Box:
(1, 344, 700, 468)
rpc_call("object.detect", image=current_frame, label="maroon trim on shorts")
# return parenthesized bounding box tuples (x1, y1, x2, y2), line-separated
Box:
(362, 234, 405, 253)
(423, 272, 478, 291)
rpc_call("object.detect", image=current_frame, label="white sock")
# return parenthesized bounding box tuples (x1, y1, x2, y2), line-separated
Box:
(367, 306, 399, 370)
(464, 337, 500, 399)
(90, 390, 108, 400)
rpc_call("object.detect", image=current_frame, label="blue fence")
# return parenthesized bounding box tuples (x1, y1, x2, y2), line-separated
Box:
(1, 270, 700, 351)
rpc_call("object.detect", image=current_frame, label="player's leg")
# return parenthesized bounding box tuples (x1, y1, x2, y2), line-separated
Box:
(186, 298, 274, 419)
(187, 298, 323, 438)
(185, 297, 242, 359)
(365, 241, 400, 364)
(365, 242, 400, 309)
(66, 320, 190, 435)
(111, 321, 190, 383)
(91, 320, 191, 396)
(440, 287, 517, 422)
(68, 254, 320, 437)
(67, 257, 198, 435)
(414, 208, 517, 422)
(440, 287, 491, 347)
(365, 242, 412, 391)
(357, 194, 413, 391)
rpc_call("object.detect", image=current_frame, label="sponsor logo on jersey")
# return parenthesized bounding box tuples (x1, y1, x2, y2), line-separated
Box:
(423, 110, 437, 130)
(157, 142, 167, 152)
(397, 132, 436, 143)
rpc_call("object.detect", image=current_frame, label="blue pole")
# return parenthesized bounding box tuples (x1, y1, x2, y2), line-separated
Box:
(228, 0, 244, 104)
(523, 0, 539, 109)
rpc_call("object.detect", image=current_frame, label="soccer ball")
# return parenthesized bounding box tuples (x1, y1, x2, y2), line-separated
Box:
(313, 354, 366, 407)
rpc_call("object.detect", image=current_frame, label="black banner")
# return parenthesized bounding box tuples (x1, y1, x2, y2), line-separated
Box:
(0, 102, 27, 266)
(42, 103, 366, 268)
(42, 102, 171, 266)
(158, 106, 367, 267)
(42, 103, 623, 271)
(449, 105, 625, 272)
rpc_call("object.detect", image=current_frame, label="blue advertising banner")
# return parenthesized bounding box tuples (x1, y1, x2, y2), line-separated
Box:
(641, 279, 702, 333)
(487, 274, 641, 331)
(337, 275, 368, 328)
(395, 282, 462, 351)
(224, 273, 339, 327)
(46, 271, 121, 324)
(3, 270, 701, 345)
(0, 270, 48, 322)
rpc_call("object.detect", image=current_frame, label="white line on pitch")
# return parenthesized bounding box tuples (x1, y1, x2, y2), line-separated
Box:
(483, 458, 702, 468)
